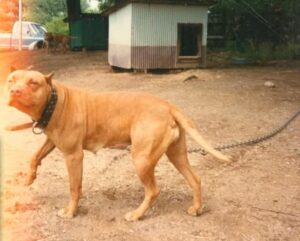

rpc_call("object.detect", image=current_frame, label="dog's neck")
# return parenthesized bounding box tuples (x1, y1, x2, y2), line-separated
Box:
(33, 87, 58, 129)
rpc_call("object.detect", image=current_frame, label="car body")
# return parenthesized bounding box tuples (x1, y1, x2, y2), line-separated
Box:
(0, 21, 46, 50)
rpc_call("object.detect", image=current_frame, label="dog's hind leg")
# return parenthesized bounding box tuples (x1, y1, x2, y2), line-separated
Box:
(166, 129, 202, 216)
(125, 121, 172, 221)
(124, 156, 160, 222)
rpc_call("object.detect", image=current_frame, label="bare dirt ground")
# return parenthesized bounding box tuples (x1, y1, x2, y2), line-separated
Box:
(0, 50, 300, 241)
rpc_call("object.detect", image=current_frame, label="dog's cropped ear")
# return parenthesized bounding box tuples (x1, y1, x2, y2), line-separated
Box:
(10, 66, 17, 72)
(45, 72, 54, 86)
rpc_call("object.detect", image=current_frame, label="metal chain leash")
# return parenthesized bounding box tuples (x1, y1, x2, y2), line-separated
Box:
(188, 109, 300, 155)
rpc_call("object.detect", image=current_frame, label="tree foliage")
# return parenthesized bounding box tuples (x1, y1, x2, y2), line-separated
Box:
(81, 0, 101, 13)
(208, 0, 300, 59)
(23, 0, 67, 25)
(44, 16, 69, 34)
(210, 0, 300, 46)
(0, 0, 18, 32)
(99, 0, 120, 12)
(21, 0, 68, 34)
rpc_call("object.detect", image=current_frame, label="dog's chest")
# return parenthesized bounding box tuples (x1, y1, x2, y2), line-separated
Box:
(84, 141, 106, 153)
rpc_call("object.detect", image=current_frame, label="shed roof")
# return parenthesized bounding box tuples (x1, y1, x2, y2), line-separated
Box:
(101, 0, 216, 16)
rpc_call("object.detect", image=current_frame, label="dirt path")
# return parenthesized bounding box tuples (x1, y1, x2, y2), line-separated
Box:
(1, 50, 300, 241)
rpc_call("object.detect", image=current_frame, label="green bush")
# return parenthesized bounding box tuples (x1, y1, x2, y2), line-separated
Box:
(44, 17, 69, 35)
(242, 42, 273, 61)
(277, 43, 300, 60)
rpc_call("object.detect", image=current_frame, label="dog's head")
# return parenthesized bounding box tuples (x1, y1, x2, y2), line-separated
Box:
(5, 68, 54, 119)
(44, 32, 54, 41)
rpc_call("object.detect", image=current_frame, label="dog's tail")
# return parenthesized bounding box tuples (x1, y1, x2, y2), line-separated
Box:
(171, 106, 231, 163)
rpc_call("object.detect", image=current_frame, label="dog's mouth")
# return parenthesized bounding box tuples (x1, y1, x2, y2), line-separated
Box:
(7, 95, 35, 111)
(7, 93, 22, 105)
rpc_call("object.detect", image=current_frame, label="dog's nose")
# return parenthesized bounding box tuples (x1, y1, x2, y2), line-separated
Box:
(10, 87, 22, 96)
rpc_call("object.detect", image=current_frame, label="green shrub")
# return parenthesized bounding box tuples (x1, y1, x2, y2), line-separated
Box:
(44, 17, 69, 35)
(235, 42, 300, 61)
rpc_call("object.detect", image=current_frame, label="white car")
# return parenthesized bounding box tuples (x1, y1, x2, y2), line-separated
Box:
(0, 21, 46, 50)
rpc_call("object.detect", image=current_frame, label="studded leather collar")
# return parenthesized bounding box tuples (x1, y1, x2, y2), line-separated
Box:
(32, 87, 58, 134)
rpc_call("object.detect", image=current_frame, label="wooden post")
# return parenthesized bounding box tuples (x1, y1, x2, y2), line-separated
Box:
(18, 0, 22, 51)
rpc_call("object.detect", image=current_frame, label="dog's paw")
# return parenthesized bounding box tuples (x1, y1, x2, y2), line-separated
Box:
(187, 205, 202, 216)
(124, 211, 141, 222)
(57, 207, 75, 219)
(187, 204, 210, 216)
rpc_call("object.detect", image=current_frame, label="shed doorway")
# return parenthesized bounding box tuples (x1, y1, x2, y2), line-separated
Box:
(177, 23, 203, 66)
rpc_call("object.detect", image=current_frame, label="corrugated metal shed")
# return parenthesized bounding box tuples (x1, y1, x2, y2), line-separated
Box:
(104, 0, 213, 69)
(108, 4, 132, 68)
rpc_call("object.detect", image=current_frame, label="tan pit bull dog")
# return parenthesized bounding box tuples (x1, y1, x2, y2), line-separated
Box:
(4, 68, 231, 221)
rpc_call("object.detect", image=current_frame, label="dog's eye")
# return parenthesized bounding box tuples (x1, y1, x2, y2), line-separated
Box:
(28, 80, 39, 86)
(7, 79, 13, 83)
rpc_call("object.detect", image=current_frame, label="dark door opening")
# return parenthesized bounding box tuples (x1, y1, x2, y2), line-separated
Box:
(178, 24, 202, 57)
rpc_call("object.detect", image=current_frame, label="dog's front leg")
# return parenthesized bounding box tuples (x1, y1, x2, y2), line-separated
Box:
(57, 149, 83, 218)
(27, 138, 55, 185)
